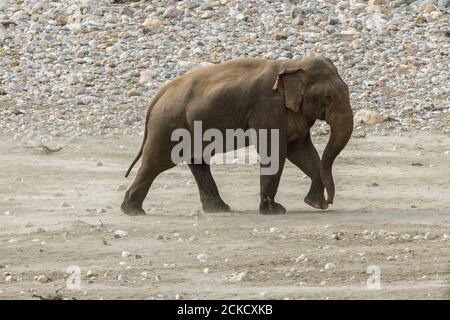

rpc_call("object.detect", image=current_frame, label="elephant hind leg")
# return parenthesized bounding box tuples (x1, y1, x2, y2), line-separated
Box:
(188, 162, 230, 213)
(121, 140, 176, 216)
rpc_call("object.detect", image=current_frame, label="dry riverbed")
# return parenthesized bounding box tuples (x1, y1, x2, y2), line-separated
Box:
(0, 131, 449, 299)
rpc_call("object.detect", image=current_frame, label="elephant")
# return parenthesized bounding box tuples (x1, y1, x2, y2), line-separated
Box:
(121, 56, 353, 216)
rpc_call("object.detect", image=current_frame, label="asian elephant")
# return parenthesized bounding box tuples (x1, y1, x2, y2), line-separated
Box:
(121, 56, 353, 216)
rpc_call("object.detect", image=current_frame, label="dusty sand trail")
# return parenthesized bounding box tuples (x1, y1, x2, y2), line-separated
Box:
(0, 131, 449, 299)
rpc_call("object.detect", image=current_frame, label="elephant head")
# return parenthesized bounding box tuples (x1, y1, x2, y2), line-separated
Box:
(273, 56, 354, 204)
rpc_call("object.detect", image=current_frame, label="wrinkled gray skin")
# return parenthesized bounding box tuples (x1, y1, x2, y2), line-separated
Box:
(122, 56, 354, 216)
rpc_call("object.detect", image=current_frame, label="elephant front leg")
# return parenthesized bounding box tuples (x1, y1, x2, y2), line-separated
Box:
(188, 163, 231, 213)
(258, 130, 287, 215)
(287, 136, 328, 210)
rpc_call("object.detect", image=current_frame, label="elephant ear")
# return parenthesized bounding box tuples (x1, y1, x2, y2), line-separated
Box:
(272, 68, 305, 113)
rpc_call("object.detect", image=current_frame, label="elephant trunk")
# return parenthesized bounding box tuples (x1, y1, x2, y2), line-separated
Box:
(320, 109, 353, 204)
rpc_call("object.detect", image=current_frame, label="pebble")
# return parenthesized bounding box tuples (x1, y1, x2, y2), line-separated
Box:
(324, 262, 336, 270)
(36, 275, 48, 283)
(86, 270, 96, 277)
(354, 110, 384, 125)
(269, 227, 282, 233)
(236, 271, 250, 282)
(424, 232, 437, 240)
(114, 230, 128, 238)
(196, 253, 209, 262)
(115, 275, 128, 282)
(121, 251, 131, 257)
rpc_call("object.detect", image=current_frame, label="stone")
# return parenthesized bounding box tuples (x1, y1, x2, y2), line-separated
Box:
(236, 271, 249, 282)
(324, 262, 336, 270)
(354, 109, 384, 125)
(197, 253, 209, 262)
(114, 230, 128, 238)
(121, 251, 131, 257)
(143, 18, 162, 30)
(424, 232, 437, 240)
(162, 7, 183, 19)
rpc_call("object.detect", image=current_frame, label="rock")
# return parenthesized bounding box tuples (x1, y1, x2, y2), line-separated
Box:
(324, 262, 336, 270)
(274, 32, 287, 40)
(438, 0, 450, 8)
(329, 232, 343, 240)
(197, 253, 209, 262)
(127, 89, 141, 97)
(138, 70, 154, 86)
(269, 227, 282, 233)
(328, 16, 339, 25)
(36, 275, 49, 283)
(415, 16, 427, 24)
(236, 271, 249, 282)
(419, 2, 439, 13)
(121, 7, 134, 17)
(354, 109, 384, 125)
(114, 230, 128, 238)
(115, 275, 128, 282)
(121, 251, 131, 257)
(86, 270, 96, 277)
(142, 18, 162, 30)
(162, 7, 183, 19)
(424, 232, 437, 240)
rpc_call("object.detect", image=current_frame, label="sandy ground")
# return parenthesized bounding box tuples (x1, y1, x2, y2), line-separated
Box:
(0, 131, 449, 300)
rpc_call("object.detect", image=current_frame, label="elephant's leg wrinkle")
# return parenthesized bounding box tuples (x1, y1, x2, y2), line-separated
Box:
(188, 163, 230, 213)
(287, 136, 327, 210)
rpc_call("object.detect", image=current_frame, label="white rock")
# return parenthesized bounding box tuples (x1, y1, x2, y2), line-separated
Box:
(269, 227, 282, 233)
(114, 230, 128, 238)
(116, 275, 128, 282)
(86, 270, 96, 277)
(162, 7, 183, 18)
(424, 232, 437, 240)
(324, 262, 336, 270)
(354, 109, 384, 125)
(121, 251, 131, 258)
(196, 253, 209, 262)
(37, 275, 48, 283)
(236, 271, 250, 282)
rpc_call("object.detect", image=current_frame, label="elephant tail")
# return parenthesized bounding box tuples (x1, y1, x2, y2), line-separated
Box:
(124, 85, 171, 178)
(124, 106, 150, 178)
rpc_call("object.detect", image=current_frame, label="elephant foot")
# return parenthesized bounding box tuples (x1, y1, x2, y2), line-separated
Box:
(202, 198, 231, 213)
(121, 201, 146, 216)
(304, 192, 328, 210)
(259, 197, 287, 215)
